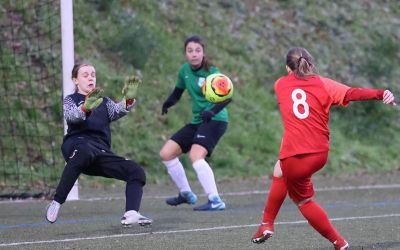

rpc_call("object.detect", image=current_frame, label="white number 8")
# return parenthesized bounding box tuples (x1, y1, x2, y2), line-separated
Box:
(291, 88, 309, 119)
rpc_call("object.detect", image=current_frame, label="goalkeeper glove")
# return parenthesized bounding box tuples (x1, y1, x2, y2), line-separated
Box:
(81, 88, 104, 113)
(122, 75, 141, 107)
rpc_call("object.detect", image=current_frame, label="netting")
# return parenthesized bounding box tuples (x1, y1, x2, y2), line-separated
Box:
(0, 0, 63, 199)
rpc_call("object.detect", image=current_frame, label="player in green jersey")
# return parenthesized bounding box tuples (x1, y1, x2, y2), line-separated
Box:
(160, 35, 231, 211)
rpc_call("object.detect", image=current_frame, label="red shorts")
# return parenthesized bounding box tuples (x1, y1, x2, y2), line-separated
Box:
(280, 151, 328, 203)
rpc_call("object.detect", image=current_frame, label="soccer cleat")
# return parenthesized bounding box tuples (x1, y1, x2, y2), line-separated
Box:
(166, 191, 197, 206)
(333, 239, 349, 250)
(193, 195, 225, 211)
(46, 200, 61, 223)
(251, 223, 274, 244)
(121, 210, 152, 227)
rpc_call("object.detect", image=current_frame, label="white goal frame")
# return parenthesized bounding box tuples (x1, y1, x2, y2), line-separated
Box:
(61, 0, 79, 200)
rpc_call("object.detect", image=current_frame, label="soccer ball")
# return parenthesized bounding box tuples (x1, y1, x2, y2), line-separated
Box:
(202, 73, 234, 103)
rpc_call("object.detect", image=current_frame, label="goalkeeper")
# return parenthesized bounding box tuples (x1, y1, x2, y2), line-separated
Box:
(45, 63, 152, 227)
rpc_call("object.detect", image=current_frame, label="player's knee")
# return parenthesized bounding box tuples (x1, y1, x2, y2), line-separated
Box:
(273, 161, 283, 177)
(296, 197, 313, 207)
(159, 148, 169, 161)
(189, 145, 208, 163)
(159, 146, 176, 161)
(189, 153, 202, 163)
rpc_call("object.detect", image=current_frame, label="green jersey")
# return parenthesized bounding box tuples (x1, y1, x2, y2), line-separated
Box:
(176, 63, 229, 124)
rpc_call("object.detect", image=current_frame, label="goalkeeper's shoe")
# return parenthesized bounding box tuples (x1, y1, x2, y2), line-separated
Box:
(166, 191, 197, 206)
(121, 210, 152, 227)
(251, 222, 274, 244)
(333, 239, 349, 250)
(46, 200, 61, 223)
(193, 195, 225, 211)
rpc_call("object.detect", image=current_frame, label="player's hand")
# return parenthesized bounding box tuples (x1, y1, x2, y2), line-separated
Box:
(383, 90, 396, 106)
(201, 110, 215, 123)
(82, 88, 104, 113)
(122, 75, 141, 101)
(161, 101, 173, 115)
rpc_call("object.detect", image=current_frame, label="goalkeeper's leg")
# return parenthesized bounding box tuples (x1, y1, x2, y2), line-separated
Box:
(122, 165, 152, 226)
(94, 154, 152, 226)
(46, 143, 95, 223)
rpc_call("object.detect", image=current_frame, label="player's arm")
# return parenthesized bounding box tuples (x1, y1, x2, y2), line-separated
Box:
(344, 88, 384, 102)
(211, 98, 232, 113)
(201, 98, 232, 123)
(344, 88, 396, 105)
(64, 96, 87, 124)
(161, 87, 184, 115)
(106, 97, 135, 122)
(322, 76, 396, 106)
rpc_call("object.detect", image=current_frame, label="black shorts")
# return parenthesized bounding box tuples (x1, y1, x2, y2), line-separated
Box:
(171, 120, 228, 156)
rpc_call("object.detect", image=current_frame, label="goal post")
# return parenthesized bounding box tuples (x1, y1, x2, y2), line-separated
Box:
(60, 0, 78, 200)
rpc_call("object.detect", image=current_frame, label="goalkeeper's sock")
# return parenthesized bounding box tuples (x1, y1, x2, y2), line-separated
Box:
(299, 200, 342, 243)
(262, 176, 287, 225)
(192, 159, 219, 199)
(162, 158, 192, 192)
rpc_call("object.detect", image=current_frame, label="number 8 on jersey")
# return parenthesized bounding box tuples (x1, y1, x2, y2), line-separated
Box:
(291, 88, 309, 119)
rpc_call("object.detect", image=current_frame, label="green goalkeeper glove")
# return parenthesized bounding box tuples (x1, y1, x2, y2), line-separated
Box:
(121, 75, 141, 102)
(81, 88, 104, 113)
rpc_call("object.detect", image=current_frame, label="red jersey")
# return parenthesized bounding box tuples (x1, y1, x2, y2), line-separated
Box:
(275, 73, 350, 159)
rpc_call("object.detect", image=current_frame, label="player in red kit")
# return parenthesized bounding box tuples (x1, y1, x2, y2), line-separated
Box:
(251, 47, 396, 250)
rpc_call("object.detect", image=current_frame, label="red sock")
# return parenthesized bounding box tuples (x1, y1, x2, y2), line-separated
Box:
(262, 176, 287, 226)
(299, 200, 343, 243)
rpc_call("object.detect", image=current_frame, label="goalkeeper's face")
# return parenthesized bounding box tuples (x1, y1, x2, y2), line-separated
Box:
(73, 65, 97, 95)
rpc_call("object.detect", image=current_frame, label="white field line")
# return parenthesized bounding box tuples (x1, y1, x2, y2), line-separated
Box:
(77, 183, 400, 201)
(1, 213, 399, 247)
(1, 183, 400, 203)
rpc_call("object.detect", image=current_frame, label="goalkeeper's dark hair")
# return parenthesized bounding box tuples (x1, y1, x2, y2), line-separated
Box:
(184, 35, 213, 71)
(286, 47, 316, 79)
(71, 62, 93, 79)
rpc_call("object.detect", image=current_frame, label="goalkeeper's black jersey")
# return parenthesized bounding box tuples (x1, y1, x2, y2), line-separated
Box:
(63, 92, 129, 148)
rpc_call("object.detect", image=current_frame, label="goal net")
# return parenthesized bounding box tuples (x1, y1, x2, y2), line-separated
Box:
(0, 0, 63, 199)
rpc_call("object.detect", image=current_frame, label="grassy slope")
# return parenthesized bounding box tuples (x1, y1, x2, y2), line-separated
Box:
(1, 0, 399, 190)
(71, 0, 400, 183)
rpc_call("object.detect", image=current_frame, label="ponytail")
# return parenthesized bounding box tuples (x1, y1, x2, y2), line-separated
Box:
(286, 47, 315, 78)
